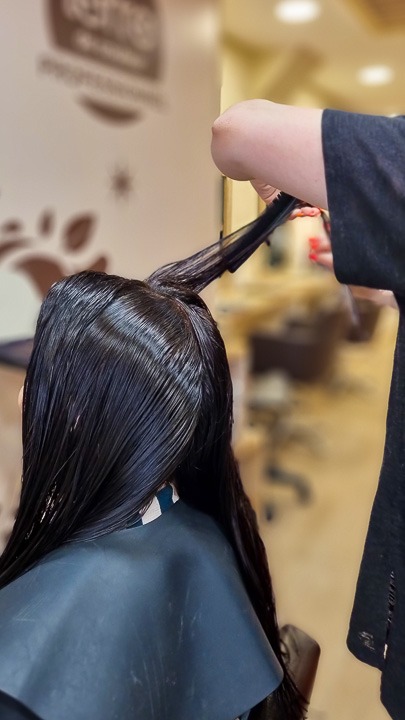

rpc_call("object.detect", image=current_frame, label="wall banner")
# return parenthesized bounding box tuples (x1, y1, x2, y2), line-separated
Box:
(0, 0, 219, 358)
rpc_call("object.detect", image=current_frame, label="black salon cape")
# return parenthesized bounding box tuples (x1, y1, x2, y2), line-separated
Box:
(323, 109, 405, 720)
(0, 500, 282, 720)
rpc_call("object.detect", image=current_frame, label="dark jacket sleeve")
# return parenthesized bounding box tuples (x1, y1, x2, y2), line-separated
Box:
(322, 109, 405, 297)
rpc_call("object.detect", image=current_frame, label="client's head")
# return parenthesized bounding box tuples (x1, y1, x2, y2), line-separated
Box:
(16, 271, 233, 550)
(1, 199, 306, 719)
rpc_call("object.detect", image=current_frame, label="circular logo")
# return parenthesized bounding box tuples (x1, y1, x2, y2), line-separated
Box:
(44, 0, 163, 124)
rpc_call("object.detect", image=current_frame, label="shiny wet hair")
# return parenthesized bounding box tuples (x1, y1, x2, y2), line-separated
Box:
(0, 194, 305, 720)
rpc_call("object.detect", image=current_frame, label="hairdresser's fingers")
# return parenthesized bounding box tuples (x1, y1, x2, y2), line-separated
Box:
(308, 235, 334, 270)
(290, 207, 322, 220)
(309, 236, 331, 253)
(250, 179, 280, 205)
(307, 231, 397, 308)
(309, 251, 334, 271)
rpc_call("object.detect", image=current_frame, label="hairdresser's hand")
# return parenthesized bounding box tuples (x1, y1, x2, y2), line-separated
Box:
(250, 179, 279, 205)
(309, 236, 398, 309)
(211, 99, 327, 208)
(251, 179, 321, 221)
(290, 206, 322, 220)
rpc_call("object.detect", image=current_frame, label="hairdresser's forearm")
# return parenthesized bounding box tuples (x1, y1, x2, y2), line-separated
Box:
(211, 100, 328, 209)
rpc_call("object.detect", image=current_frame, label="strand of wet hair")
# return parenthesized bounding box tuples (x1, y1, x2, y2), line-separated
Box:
(148, 192, 301, 292)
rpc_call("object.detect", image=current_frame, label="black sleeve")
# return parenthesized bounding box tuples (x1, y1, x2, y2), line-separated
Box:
(0, 691, 42, 720)
(322, 109, 405, 297)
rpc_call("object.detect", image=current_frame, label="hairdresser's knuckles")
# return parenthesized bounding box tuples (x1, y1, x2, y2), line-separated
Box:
(250, 179, 279, 205)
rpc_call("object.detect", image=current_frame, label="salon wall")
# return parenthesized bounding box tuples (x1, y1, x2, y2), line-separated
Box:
(0, 0, 220, 342)
(221, 42, 259, 232)
(220, 39, 323, 281)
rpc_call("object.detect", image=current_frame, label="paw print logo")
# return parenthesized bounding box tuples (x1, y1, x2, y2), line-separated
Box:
(0, 210, 109, 297)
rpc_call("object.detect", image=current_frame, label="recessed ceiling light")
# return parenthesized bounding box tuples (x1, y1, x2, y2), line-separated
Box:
(274, 0, 321, 24)
(357, 65, 394, 86)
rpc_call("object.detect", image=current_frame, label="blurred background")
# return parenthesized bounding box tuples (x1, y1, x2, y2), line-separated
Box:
(0, 1, 403, 718)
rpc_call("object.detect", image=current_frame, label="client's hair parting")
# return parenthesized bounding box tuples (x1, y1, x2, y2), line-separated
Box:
(0, 194, 305, 720)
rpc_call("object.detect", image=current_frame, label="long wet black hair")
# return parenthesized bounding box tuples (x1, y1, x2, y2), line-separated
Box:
(0, 194, 305, 720)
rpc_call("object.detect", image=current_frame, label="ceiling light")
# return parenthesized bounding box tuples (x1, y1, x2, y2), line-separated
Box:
(357, 65, 394, 86)
(274, 0, 321, 24)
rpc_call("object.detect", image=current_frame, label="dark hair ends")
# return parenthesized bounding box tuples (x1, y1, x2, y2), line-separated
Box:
(0, 195, 305, 720)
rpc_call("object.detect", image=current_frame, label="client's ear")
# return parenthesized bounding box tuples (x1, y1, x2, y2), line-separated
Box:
(18, 386, 24, 412)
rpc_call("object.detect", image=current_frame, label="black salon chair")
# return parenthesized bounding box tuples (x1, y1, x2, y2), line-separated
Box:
(248, 302, 349, 517)
(0, 338, 33, 370)
(346, 298, 381, 343)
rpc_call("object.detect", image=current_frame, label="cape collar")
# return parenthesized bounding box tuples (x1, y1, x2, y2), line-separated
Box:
(132, 484, 179, 528)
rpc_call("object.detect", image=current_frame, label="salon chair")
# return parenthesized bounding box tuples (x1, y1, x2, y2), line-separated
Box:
(281, 624, 320, 715)
(0, 338, 33, 370)
(347, 298, 381, 343)
(248, 303, 349, 518)
(250, 304, 349, 382)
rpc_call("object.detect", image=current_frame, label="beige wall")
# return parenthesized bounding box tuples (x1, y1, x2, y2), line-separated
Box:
(220, 42, 266, 283)
(0, 0, 220, 341)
